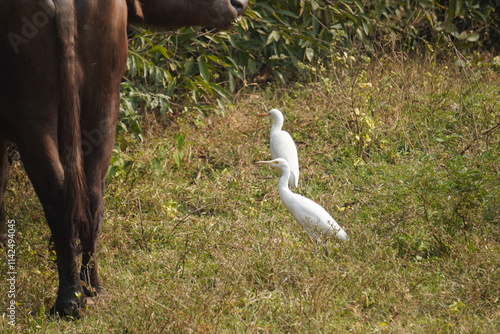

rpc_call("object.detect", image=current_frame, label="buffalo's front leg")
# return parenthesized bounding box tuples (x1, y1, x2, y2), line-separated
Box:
(79, 95, 120, 297)
(76, 0, 128, 296)
(79, 127, 110, 296)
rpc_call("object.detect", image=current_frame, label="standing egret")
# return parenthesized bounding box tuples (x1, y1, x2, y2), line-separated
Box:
(257, 109, 300, 189)
(256, 158, 348, 254)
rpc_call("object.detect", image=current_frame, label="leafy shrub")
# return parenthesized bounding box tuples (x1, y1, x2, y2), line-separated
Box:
(119, 0, 498, 136)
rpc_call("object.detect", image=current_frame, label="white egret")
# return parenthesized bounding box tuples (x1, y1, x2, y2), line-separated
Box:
(257, 109, 300, 189)
(256, 158, 348, 253)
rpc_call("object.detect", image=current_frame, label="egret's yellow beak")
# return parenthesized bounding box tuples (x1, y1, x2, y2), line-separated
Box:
(255, 160, 277, 165)
(256, 113, 270, 117)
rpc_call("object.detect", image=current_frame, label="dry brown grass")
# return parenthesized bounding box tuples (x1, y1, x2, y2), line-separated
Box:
(1, 58, 499, 333)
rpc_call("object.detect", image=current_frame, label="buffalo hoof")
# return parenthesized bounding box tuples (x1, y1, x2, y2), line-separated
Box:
(49, 295, 87, 319)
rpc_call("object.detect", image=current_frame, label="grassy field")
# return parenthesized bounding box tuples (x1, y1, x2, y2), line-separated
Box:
(1, 57, 499, 333)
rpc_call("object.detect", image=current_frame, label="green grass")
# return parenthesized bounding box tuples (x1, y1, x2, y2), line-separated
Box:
(1, 57, 499, 333)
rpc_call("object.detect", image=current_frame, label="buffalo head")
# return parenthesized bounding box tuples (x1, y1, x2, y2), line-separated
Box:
(128, 0, 249, 30)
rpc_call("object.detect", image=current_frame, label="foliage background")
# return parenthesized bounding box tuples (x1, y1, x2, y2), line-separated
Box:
(121, 0, 499, 136)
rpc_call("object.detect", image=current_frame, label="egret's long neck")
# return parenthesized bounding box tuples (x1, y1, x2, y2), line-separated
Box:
(271, 116, 284, 133)
(277, 167, 293, 197)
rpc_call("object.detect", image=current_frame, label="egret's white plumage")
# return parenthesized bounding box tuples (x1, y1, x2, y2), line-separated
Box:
(258, 109, 300, 189)
(257, 158, 348, 244)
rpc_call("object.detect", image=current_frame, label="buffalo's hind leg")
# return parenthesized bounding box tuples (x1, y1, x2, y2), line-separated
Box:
(15, 134, 86, 317)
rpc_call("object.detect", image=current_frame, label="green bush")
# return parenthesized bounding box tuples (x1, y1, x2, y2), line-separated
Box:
(119, 0, 498, 137)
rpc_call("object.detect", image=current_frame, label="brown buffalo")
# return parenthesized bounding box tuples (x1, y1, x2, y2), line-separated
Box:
(0, 0, 247, 317)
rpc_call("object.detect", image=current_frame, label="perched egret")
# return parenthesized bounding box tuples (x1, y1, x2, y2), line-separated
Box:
(256, 158, 348, 252)
(257, 109, 300, 189)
